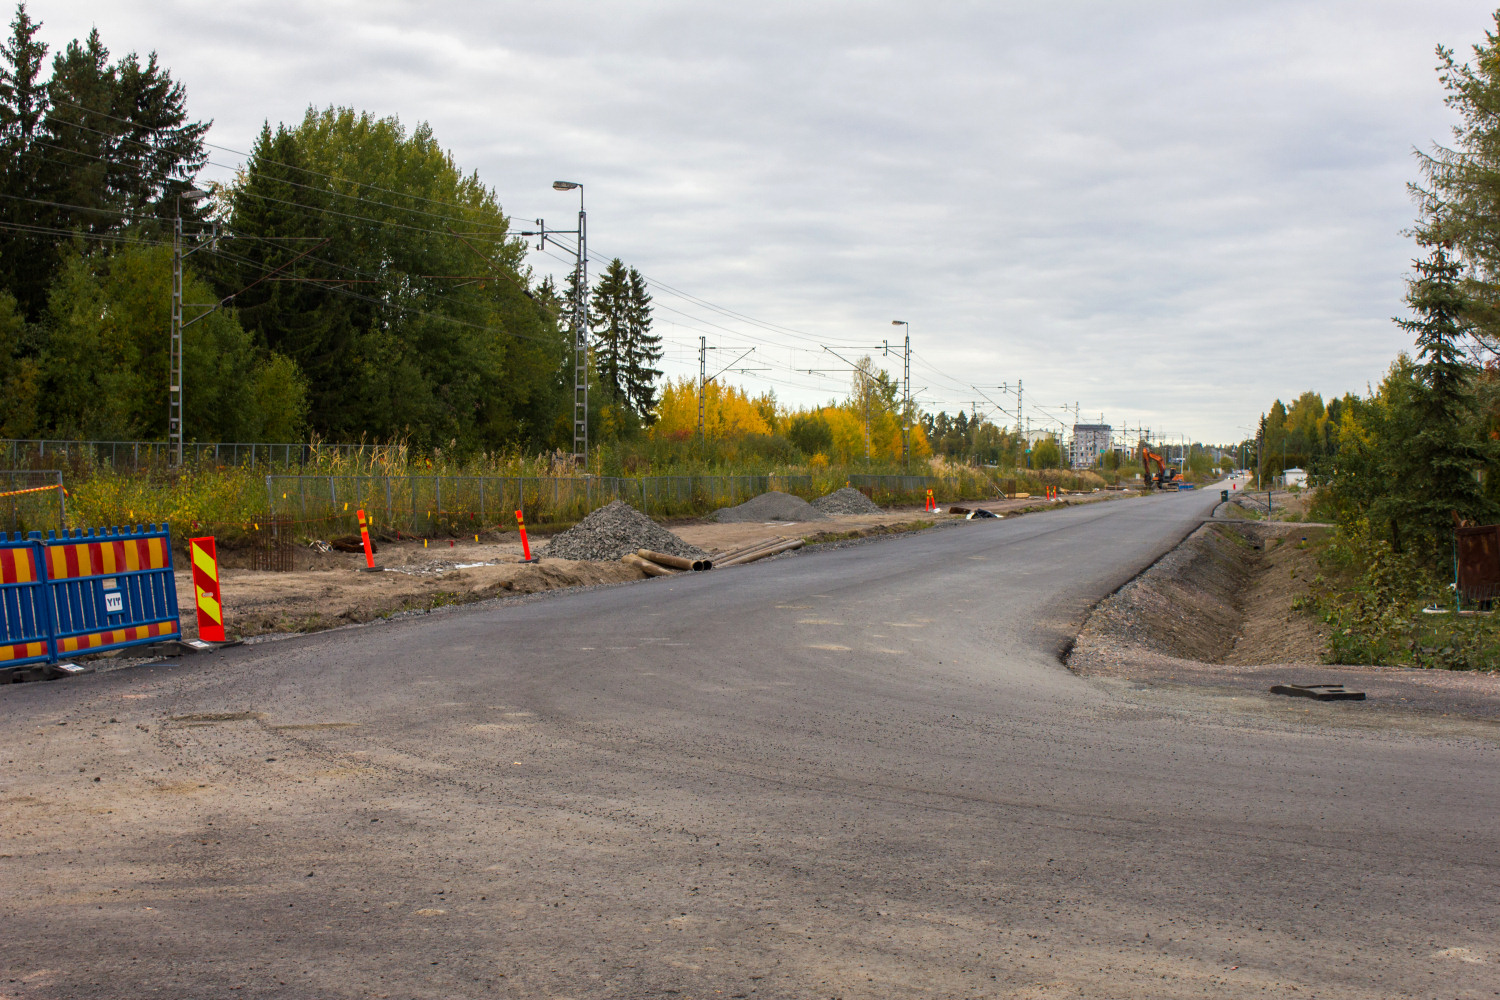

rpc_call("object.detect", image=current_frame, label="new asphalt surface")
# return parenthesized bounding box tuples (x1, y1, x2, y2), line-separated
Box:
(2, 488, 1497, 999)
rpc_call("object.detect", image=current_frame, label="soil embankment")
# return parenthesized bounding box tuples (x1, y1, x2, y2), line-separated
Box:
(1069, 520, 1500, 720)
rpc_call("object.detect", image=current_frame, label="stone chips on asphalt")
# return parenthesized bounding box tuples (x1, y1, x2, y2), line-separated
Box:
(540, 500, 708, 562)
(811, 487, 883, 516)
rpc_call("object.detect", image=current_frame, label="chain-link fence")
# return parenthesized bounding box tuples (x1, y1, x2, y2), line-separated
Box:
(1, 470, 65, 534)
(261, 473, 837, 535)
(2, 439, 372, 471)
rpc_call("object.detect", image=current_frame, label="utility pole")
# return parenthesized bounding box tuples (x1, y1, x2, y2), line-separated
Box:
(889, 321, 911, 467)
(698, 336, 707, 446)
(527, 182, 588, 468)
(169, 189, 214, 466)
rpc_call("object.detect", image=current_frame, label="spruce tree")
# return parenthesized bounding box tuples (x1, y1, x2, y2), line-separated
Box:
(589, 258, 630, 406)
(623, 266, 662, 420)
(1376, 242, 1496, 557)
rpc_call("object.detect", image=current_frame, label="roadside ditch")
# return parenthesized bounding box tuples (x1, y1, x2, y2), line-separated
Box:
(1067, 519, 1500, 720)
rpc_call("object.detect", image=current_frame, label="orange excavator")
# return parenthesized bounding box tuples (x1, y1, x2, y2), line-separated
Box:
(1139, 441, 1180, 490)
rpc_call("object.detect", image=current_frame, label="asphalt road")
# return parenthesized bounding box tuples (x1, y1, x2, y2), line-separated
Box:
(3, 490, 1497, 999)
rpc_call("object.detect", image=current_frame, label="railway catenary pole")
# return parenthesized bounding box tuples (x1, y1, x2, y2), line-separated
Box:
(889, 321, 911, 467)
(528, 182, 589, 469)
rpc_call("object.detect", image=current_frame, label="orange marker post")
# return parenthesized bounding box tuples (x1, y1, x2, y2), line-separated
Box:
(515, 510, 535, 562)
(189, 536, 225, 643)
(357, 508, 376, 569)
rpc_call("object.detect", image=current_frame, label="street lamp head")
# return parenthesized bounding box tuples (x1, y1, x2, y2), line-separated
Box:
(552, 181, 580, 191)
(891, 320, 906, 326)
(178, 188, 209, 203)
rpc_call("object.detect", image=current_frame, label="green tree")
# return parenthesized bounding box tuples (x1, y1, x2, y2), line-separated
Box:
(1031, 435, 1062, 469)
(38, 241, 304, 439)
(624, 266, 662, 420)
(1415, 15, 1500, 345)
(222, 107, 568, 451)
(1373, 243, 1495, 556)
(0, 6, 207, 318)
(590, 258, 630, 409)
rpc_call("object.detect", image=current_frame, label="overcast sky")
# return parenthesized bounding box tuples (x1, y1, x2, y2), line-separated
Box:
(27, 1, 1500, 443)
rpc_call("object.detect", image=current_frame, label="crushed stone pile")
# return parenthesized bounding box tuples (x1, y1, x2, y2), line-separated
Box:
(541, 500, 708, 562)
(713, 491, 828, 523)
(811, 487, 883, 516)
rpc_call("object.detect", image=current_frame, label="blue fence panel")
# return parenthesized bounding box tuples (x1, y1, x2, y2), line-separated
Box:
(42, 525, 180, 660)
(0, 533, 53, 667)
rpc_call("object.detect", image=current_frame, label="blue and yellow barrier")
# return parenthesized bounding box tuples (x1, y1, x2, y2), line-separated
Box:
(0, 525, 181, 669)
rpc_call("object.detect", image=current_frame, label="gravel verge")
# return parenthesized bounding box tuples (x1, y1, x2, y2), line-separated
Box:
(811, 487, 883, 515)
(541, 500, 708, 561)
(713, 491, 827, 523)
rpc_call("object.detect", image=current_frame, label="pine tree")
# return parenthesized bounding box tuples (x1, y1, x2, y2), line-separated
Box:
(623, 266, 662, 419)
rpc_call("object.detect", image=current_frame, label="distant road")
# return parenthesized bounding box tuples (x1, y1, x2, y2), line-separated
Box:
(3, 489, 1496, 999)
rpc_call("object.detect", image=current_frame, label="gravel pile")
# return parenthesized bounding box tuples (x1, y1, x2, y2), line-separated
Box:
(712, 491, 828, 523)
(811, 487, 883, 516)
(541, 500, 708, 562)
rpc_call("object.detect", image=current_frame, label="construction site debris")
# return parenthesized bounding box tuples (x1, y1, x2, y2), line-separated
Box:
(637, 548, 711, 572)
(712, 491, 828, 523)
(1269, 683, 1366, 702)
(329, 535, 375, 554)
(622, 553, 678, 577)
(811, 487, 883, 516)
(966, 509, 1000, 519)
(541, 500, 708, 562)
(718, 537, 805, 567)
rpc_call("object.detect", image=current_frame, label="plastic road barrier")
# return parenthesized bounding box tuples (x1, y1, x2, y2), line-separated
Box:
(0, 525, 181, 667)
(0, 537, 51, 666)
(189, 536, 225, 642)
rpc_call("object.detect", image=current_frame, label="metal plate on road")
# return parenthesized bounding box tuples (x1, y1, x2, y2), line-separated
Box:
(1269, 683, 1366, 701)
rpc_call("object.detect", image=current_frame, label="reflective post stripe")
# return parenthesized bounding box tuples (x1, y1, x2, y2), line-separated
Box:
(189, 536, 225, 643)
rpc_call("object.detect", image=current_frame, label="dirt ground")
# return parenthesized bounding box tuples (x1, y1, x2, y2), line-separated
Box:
(140, 492, 1128, 644)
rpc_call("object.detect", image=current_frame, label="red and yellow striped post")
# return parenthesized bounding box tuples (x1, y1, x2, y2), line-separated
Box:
(515, 510, 534, 563)
(189, 536, 225, 643)
(357, 508, 375, 569)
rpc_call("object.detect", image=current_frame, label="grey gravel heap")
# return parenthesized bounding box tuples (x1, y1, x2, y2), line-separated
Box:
(541, 500, 708, 562)
(712, 491, 827, 523)
(811, 487, 883, 515)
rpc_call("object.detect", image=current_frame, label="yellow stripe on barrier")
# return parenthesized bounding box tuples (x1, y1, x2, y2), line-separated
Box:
(124, 542, 139, 572)
(195, 588, 221, 623)
(191, 544, 219, 581)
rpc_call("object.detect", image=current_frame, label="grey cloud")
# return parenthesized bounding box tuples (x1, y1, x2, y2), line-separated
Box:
(28, 0, 1496, 438)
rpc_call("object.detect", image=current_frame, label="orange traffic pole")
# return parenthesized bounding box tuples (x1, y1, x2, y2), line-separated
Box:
(357, 508, 376, 569)
(515, 510, 535, 562)
(189, 536, 225, 643)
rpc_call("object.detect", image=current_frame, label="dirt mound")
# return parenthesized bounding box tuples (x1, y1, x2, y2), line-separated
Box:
(541, 500, 708, 562)
(811, 487, 882, 515)
(712, 491, 827, 523)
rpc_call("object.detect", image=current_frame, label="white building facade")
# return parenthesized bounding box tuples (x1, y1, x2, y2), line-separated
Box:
(1070, 424, 1112, 469)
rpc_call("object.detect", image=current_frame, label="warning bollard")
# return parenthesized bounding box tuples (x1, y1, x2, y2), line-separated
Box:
(189, 536, 226, 643)
(356, 509, 381, 572)
(515, 510, 535, 563)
